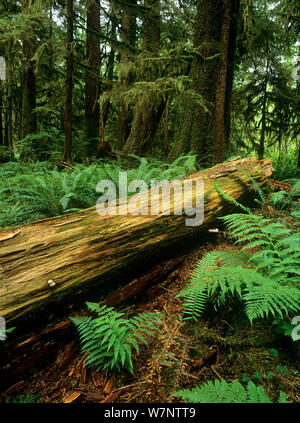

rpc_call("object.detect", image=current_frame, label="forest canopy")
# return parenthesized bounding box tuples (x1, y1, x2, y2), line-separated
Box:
(0, 0, 299, 168)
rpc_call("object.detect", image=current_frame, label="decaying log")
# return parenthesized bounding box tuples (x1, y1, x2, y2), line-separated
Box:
(0, 157, 273, 327)
(0, 256, 184, 392)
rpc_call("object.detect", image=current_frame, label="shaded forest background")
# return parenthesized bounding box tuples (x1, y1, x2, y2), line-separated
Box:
(0, 0, 299, 169)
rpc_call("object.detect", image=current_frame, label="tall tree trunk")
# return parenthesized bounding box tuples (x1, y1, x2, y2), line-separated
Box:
(64, 0, 74, 164)
(224, 0, 240, 151)
(214, 0, 232, 164)
(122, 99, 166, 155)
(7, 83, 12, 149)
(98, 17, 117, 147)
(258, 74, 268, 160)
(21, 0, 37, 138)
(122, 0, 164, 155)
(85, 0, 101, 156)
(117, 0, 136, 150)
(164, 95, 170, 157)
(0, 82, 3, 146)
(4, 84, 9, 147)
(170, 0, 240, 167)
(169, 0, 223, 165)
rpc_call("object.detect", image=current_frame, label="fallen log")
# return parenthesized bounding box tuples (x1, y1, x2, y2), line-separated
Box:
(0, 157, 273, 327)
(0, 255, 184, 392)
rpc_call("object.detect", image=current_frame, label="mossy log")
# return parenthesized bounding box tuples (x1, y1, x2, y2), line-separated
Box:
(0, 157, 273, 326)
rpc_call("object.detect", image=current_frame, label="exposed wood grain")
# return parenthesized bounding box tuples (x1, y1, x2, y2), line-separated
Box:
(0, 158, 273, 326)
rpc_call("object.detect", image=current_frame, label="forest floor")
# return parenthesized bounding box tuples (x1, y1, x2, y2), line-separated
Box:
(2, 233, 300, 404)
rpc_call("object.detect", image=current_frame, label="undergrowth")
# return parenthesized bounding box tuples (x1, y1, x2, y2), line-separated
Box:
(173, 379, 288, 403)
(178, 182, 300, 328)
(0, 154, 197, 228)
(70, 302, 162, 374)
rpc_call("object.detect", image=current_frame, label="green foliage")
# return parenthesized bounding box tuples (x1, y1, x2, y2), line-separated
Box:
(70, 302, 161, 374)
(269, 179, 300, 216)
(0, 146, 12, 163)
(173, 379, 288, 403)
(273, 318, 295, 338)
(267, 348, 279, 358)
(233, 166, 268, 206)
(15, 129, 90, 163)
(0, 154, 197, 228)
(15, 129, 64, 162)
(276, 365, 288, 375)
(271, 151, 300, 181)
(4, 394, 40, 403)
(0, 325, 15, 342)
(177, 211, 300, 323)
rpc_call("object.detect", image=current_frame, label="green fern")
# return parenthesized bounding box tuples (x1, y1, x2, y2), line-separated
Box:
(233, 166, 268, 205)
(0, 154, 197, 228)
(4, 393, 41, 403)
(173, 379, 288, 403)
(269, 179, 300, 213)
(178, 212, 300, 322)
(70, 302, 161, 374)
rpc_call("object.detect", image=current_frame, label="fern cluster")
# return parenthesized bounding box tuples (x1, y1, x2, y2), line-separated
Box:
(0, 154, 197, 228)
(173, 379, 288, 403)
(178, 212, 300, 323)
(269, 179, 300, 218)
(70, 302, 161, 374)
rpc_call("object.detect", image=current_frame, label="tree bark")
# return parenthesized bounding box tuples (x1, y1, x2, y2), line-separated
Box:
(101, 22, 116, 128)
(164, 95, 170, 157)
(0, 82, 3, 146)
(21, 0, 37, 138)
(0, 257, 183, 393)
(117, 0, 137, 150)
(122, 0, 163, 155)
(258, 75, 268, 160)
(170, 0, 240, 166)
(169, 0, 223, 164)
(224, 0, 240, 150)
(85, 0, 101, 156)
(214, 0, 232, 164)
(0, 157, 273, 326)
(64, 0, 74, 164)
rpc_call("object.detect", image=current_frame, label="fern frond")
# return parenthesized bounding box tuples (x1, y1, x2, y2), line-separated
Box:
(173, 379, 287, 403)
(70, 303, 161, 374)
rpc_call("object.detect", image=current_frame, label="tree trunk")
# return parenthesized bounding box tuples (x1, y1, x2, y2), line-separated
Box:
(164, 95, 170, 157)
(85, 0, 101, 156)
(224, 0, 240, 150)
(122, 0, 163, 155)
(170, 0, 240, 166)
(21, 0, 37, 138)
(101, 23, 116, 128)
(214, 0, 232, 164)
(169, 0, 223, 164)
(258, 77, 268, 160)
(0, 157, 273, 327)
(122, 97, 166, 155)
(0, 257, 183, 392)
(117, 0, 137, 150)
(64, 0, 74, 164)
(0, 82, 3, 145)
